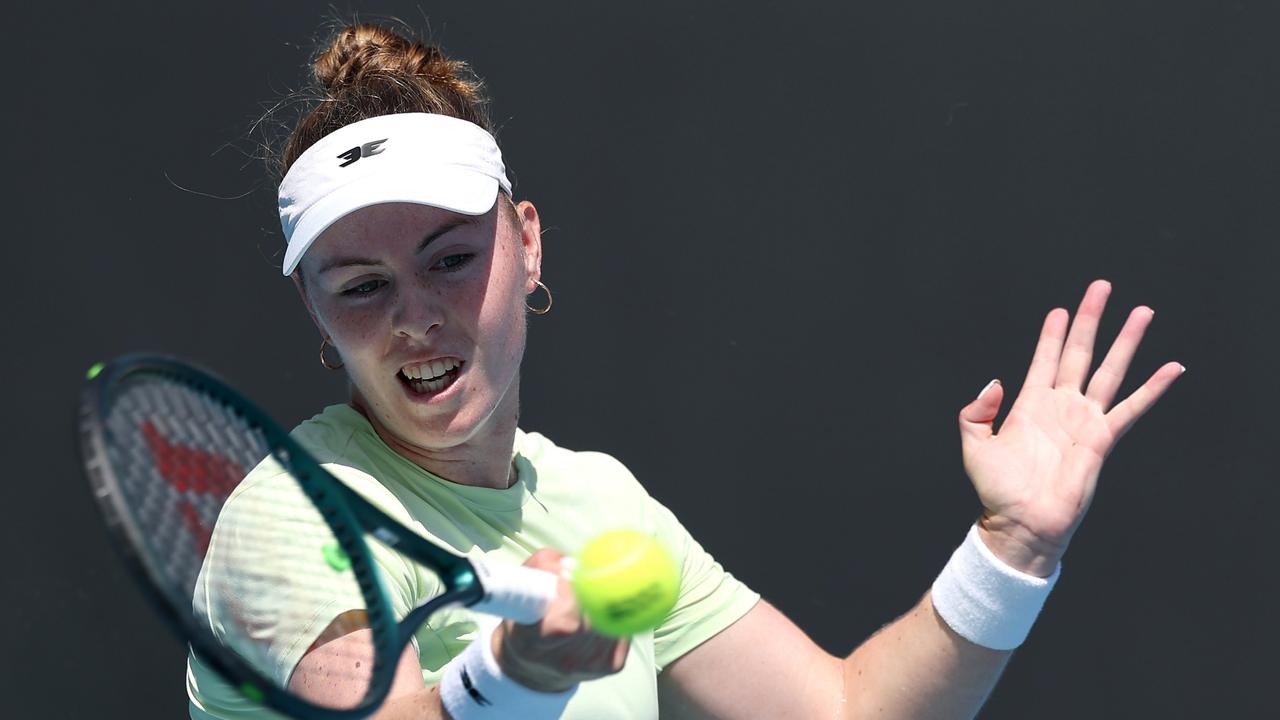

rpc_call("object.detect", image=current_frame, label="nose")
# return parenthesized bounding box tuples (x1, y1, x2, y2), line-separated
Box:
(391, 280, 445, 340)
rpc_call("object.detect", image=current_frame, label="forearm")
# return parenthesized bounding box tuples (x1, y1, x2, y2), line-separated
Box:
(841, 590, 1011, 720)
(369, 687, 451, 720)
(290, 625, 452, 720)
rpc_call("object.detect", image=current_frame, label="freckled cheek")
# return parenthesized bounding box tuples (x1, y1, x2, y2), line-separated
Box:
(318, 303, 389, 354)
(453, 277, 491, 318)
(472, 280, 526, 362)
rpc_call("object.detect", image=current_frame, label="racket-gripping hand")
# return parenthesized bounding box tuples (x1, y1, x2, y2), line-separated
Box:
(491, 549, 630, 693)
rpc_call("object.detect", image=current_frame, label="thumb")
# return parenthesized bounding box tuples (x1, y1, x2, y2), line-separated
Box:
(958, 379, 1003, 444)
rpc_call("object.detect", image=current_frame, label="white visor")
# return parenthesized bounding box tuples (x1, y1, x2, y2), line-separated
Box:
(277, 113, 512, 276)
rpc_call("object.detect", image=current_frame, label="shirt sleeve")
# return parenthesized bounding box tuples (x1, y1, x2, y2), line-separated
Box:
(191, 459, 423, 691)
(645, 494, 761, 672)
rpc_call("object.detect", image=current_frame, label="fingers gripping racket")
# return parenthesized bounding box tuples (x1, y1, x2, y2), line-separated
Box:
(78, 355, 556, 718)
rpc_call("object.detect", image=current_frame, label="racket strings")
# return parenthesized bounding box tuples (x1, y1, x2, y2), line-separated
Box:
(104, 377, 271, 597)
(100, 371, 395, 708)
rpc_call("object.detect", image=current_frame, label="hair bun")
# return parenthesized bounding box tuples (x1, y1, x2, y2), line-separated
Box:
(276, 22, 495, 176)
(312, 24, 480, 102)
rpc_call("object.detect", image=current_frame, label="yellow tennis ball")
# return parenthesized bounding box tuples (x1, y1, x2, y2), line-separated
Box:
(571, 529, 680, 638)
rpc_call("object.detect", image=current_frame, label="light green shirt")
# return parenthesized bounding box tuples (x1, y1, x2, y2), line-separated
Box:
(187, 404, 759, 718)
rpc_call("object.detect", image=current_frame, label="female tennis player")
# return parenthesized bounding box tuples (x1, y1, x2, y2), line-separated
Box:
(186, 23, 1183, 720)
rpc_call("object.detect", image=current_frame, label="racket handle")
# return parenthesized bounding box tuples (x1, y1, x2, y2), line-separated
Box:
(469, 558, 559, 624)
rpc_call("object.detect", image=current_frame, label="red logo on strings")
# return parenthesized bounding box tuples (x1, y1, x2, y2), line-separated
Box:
(140, 420, 244, 555)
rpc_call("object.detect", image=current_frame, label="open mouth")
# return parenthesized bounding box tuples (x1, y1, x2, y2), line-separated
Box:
(398, 358, 463, 395)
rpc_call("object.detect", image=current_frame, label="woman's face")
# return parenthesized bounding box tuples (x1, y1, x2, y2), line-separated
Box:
(295, 197, 542, 452)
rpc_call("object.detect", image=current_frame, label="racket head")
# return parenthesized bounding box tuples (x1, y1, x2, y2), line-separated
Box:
(77, 355, 461, 719)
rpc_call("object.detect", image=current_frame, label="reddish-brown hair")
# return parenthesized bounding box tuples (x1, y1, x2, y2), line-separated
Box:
(279, 23, 494, 177)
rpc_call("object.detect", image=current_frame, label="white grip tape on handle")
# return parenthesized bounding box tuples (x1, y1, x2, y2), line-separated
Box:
(468, 558, 558, 624)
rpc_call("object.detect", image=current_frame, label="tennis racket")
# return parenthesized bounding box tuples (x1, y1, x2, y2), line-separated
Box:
(78, 354, 557, 718)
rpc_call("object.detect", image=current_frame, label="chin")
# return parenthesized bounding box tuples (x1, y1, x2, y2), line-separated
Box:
(356, 364, 515, 451)
(393, 389, 504, 449)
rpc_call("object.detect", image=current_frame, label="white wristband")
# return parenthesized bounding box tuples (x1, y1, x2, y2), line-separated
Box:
(931, 524, 1061, 651)
(439, 622, 578, 719)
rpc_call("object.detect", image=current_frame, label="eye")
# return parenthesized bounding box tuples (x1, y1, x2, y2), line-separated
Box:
(341, 279, 386, 297)
(434, 253, 475, 271)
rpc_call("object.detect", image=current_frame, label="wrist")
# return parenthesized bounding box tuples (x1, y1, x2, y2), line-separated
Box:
(491, 623, 578, 694)
(438, 622, 578, 719)
(976, 513, 1067, 578)
(931, 523, 1061, 650)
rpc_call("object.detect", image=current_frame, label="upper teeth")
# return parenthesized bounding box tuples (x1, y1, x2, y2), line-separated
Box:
(403, 358, 460, 381)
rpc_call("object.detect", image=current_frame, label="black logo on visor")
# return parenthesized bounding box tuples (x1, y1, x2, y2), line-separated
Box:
(337, 139, 388, 167)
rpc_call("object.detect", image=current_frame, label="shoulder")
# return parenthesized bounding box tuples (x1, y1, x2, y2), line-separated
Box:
(517, 429, 647, 496)
(515, 430, 687, 542)
(290, 403, 368, 463)
(221, 405, 412, 527)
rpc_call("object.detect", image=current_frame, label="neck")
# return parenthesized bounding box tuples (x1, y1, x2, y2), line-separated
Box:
(350, 378, 521, 490)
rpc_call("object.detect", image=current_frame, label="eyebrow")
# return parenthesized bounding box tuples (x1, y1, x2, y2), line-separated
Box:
(316, 216, 475, 275)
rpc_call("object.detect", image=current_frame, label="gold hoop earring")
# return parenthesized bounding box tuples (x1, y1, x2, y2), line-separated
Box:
(526, 280, 553, 315)
(319, 338, 344, 370)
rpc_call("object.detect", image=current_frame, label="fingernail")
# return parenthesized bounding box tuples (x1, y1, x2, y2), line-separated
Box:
(978, 379, 1001, 398)
(1178, 363, 1187, 374)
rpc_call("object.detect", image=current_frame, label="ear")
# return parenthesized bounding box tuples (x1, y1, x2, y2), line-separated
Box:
(513, 199, 543, 292)
(291, 272, 326, 337)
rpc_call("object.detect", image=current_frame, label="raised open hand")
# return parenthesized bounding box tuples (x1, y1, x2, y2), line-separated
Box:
(956, 280, 1184, 576)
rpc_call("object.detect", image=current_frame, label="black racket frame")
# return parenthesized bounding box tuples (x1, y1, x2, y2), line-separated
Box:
(78, 355, 487, 719)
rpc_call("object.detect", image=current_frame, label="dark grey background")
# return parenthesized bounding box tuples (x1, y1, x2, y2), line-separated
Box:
(7, 1, 1274, 717)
